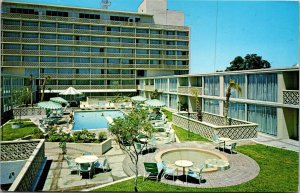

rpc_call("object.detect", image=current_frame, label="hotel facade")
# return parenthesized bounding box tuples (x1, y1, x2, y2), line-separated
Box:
(1, 1, 299, 141)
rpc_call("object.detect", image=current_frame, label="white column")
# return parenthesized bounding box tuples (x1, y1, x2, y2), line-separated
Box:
(219, 75, 224, 115)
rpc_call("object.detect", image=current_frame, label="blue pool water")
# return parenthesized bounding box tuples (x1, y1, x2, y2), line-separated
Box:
(73, 110, 124, 130)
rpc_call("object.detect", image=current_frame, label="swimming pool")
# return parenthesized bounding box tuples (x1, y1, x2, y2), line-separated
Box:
(73, 110, 124, 130)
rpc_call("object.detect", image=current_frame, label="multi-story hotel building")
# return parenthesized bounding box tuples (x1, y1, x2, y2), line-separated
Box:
(1, 0, 190, 99)
(138, 67, 299, 140)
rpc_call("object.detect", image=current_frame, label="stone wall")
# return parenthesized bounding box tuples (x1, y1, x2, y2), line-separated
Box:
(7, 139, 45, 191)
(173, 112, 257, 140)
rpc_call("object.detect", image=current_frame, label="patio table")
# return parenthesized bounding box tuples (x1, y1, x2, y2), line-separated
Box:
(75, 155, 98, 164)
(175, 160, 193, 183)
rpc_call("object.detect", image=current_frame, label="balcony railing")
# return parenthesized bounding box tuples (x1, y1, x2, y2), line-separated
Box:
(45, 85, 136, 90)
(283, 90, 299, 105)
(178, 86, 202, 95)
(144, 85, 155, 91)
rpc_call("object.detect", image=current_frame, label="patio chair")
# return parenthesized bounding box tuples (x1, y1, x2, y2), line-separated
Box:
(143, 162, 162, 181)
(148, 136, 157, 151)
(224, 142, 237, 154)
(187, 167, 203, 184)
(134, 142, 146, 154)
(79, 163, 92, 179)
(164, 129, 175, 144)
(160, 160, 177, 181)
(65, 156, 79, 175)
(83, 151, 92, 155)
(212, 134, 225, 150)
(94, 156, 110, 172)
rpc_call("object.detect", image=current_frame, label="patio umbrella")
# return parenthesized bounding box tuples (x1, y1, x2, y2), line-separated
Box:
(145, 99, 166, 108)
(37, 101, 62, 110)
(59, 87, 82, 95)
(50, 97, 68, 104)
(131, 96, 147, 103)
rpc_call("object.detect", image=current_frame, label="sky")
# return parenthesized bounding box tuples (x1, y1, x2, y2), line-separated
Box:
(3, 0, 299, 73)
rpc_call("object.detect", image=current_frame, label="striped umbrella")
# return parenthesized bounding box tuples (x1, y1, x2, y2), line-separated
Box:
(131, 96, 147, 103)
(50, 97, 68, 104)
(37, 101, 62, 110)
(145, 99, 166, 108)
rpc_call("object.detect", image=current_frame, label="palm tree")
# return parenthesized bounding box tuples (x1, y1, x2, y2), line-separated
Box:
(190, 87, 202, 121)
(224, 79, 242, 125)
(41, 75, 51, 101)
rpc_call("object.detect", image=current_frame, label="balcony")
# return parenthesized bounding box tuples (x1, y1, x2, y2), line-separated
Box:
(144, 85, 155, 91)
(178, 86, 202, 95)
(283, 90, 299, 105)
(2, 12, 189, 32)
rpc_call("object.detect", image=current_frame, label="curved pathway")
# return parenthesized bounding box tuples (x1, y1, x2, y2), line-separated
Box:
(123, 141, 260, 188)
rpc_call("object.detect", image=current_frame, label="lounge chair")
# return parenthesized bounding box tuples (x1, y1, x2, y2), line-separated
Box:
(224, 142, 237, 154)
(164, 129, 175, 144)
(212, 134, 225, 150)
(187, 167, 203, 184)
(94, 156, 110, 172)
(143, 162, 162, 181)
(148, 136, 157, 151)
(65, 156, 79, 174)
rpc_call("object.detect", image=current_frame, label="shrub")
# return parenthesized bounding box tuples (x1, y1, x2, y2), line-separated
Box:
(73, 129, 96, 143)
(98, 131, 107, 142)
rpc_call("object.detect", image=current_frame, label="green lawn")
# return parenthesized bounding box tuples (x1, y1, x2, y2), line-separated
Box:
(1, 121, 43, 141)
(92, 144, 298, 192)
(172, 125, 210, 142)
(162, 108, 173, 122)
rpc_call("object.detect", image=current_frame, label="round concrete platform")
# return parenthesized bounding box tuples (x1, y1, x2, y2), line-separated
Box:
(123, 141, 260, 188)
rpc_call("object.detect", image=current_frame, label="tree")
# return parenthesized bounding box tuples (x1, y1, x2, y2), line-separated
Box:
(41, 75, 51, 101)
(29, 74, 34, 107)
(190, 88, 202, 121)
(11, 87, 31, 123)
(223, 80, 242, 125)
(150, 89, 160, 99)
(226, 54, 270, 71)
(108, 109, 154, 192)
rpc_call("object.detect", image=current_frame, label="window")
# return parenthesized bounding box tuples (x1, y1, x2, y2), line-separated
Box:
(110, 16, 129, 22)
(41, 57, 56, 62)
(136, 29, 148, 34)
(165, 60, 175, 65)
(177, 61, 188, 65)
(3, 56, 20, 61)
(3, 32, 20, 37)
(135, 18, 141, 22)
(4, 44, 20, 49)
(3, 20, 20, 25)
(136, 60, 148, 64)
(40, 22, 56, 28)
(166, 31, 175, 35)
(40, 34, 56, 39)
(74, 25, 90, 30)
(110, 27, 120, 32)
(136, 49, 148, 55)
(121, 49, 133, 53)
(43, 68, 57, 73)
(177, 51, 188, 55)
(204, 99, 220, 114)
(79, 13, 100, 19)
(58, 57, 73, 62)
(107, 48, 120, 53)
(204, 76, 219, 96)
(121, 38, 134, 43)
(77, 69, 90, 74)
(46, 10, 68, 17)
(75, 79, 89, 85)
(166, 51, 175, 55)
(58, 23, 73, 29)
(136, 39, 148, 44)
(22, 33, 38, 38)
(177, 41, 188, 46)
(107, 59, 120, 64)
(121, 59, 133, 64)
(58, 68, 73, 74)
(166, 41, 175, 45)
(107, 69, 120, 74)
(150, 60, 160, 65)
(22, 21, 38, 26)
(91, 37, 104, 42)
(150, 40, 161, 44)
(150, 50, 160, 55)
(91, 69, 102, 75)
(74, 58, 90, 63)
(58, 46, 73, 51)
(121, 28, 134, 33)
(23, 45, 38, 50)
(107, 37, 120, 42)
(40, 45, 56, 51)
(75, 47, 90, 52)
(150, 30, 161, 34)
(91, 48, 104, 52)
(58, 35, 73, 40)
(10, 8, 38, 15)
(91, 58, 105, 63)
(91, 80, 104, 85)
(91, 26, 105, 31)
(177, 31, 188, 36)
(223, 75, 245, 99)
